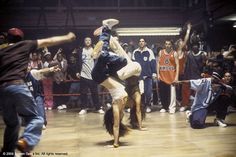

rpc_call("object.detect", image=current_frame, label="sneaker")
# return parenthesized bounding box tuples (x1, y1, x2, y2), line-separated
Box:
(57, 105, 64, 110)
(61, 104, 67, 109)
(16, 138, 32, 157)
(185, 110, 191, 123)
(78, 109, 87, 115)
(179, 106, 187, 112)
(97, 108, 105, 114)
(126, 108, 130, 113)
(94, 26, 103, 36)
(146, 107, 151, 113)
(106, 103, 112, 108)
(48, 107, 52, 110)
(214, 118, 227, 127)
(169, 109, 176, 114)
(160, 109, 166, 113)
(42, 125, 46, 130)
(102, 19, 119, 29)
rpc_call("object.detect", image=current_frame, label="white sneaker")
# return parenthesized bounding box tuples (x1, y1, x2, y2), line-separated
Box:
(185, 110, 191, 123)
(169, 109, 176, 114)
(126, 108, 130, 113)
(42, 125, 46, 130)
(214, 118, 227, 127)
(160, 109, 166, 113)
(48, 107, 52, 110)
(106, 103, 112, 108)
(61, 104, 67, 109)
(102, 19, 119, 29)
(179, 106, 187, 112)
(57, 105, 64, 110)
(78, 109, 87, 115)
(97, 109, 105, 114)
(146, 107, 151, 113)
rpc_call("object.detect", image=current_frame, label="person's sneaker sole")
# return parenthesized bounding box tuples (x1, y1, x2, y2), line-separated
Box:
(102, 19, 119, 29)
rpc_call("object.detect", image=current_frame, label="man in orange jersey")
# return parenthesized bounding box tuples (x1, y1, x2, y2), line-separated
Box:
(157, 40, 179, 113)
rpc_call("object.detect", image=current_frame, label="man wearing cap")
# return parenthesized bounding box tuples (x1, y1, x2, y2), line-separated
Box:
(173, 72, 232, 129)
(0, 28, 76, 156)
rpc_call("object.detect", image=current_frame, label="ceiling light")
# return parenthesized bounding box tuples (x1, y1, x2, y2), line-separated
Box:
(115, 27, 181, 36)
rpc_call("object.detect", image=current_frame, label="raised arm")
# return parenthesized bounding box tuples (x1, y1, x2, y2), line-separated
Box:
(180, 23, 191, 50)
(30, 66, 61, 80)
(156, 51, 161, 80)
(174, 51, 179, 82)
(37, 32, 76, 49)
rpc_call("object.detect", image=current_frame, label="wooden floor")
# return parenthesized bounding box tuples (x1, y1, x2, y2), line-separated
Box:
(0, 109, 236, 157)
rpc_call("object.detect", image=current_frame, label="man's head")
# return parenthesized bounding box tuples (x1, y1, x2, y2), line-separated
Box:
(84, 37, 92, 47)
(7, 28, 24, 43)
(138, 38, 146, 49)
(31, 52, 38, 61)
(44, 52, 52, 61)
(57, 53, 63, 62)
(175, 39, 183, 49)
(191, 43, 199, 53)
(164, 40, 173, 53)
(211, 71, 222, 84)
(223, 72, 232, 84)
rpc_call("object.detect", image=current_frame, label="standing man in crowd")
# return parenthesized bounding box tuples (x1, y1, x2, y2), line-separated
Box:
(182, 42, 207, 109)
(132, 38, 156, 113)
(0, 28, 76, 156)
(157, 40, 179, 113)
(77, 37, 104, 115)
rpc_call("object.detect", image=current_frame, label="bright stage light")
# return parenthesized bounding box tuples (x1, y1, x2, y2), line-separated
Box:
(115, 27, 182, 36)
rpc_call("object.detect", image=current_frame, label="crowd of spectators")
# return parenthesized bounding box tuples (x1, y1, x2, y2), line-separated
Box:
(1, 26, 235, 118)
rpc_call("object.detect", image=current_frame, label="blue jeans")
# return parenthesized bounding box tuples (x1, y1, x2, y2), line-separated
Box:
(68, 82, 80, 102)
(0, 84, 43, 153)
(143, 77, 153, 107)
(35, 96, 47, 125)
(189, 108, 207, 129)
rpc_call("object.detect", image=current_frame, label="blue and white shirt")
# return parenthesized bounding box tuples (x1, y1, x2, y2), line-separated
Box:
(132, 47, 156, 79)
(190, 78, 225, 112)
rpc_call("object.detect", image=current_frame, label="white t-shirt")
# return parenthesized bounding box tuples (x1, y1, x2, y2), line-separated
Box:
(81, 47, 94, 80)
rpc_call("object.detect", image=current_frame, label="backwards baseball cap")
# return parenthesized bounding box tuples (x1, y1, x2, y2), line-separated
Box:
(44, 51, 51, 57)
(212, 71, 222, 81)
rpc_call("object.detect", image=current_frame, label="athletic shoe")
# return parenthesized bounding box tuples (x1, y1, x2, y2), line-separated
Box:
(160, 108, 166, 113)
(179, 106, 187, 112)
(146, 107, 151, 113)
(47, 107, 52, 110)
(97, 108, 105, 114)
(214, 118, 227, 127)
(106, 103, 112, 108)
(42, 125, 46, 130)
(93, 26, 103, 36)
(61, 104, 67, 109)
(17, 138, 32, 157)
(78, 109, 87, 115)
(169, 109, 176, 114)
(57, 105, 64, 110)
(185, 110, 191, 123)
(126, 108, 131, 113)
(102, 19, 119, 29)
